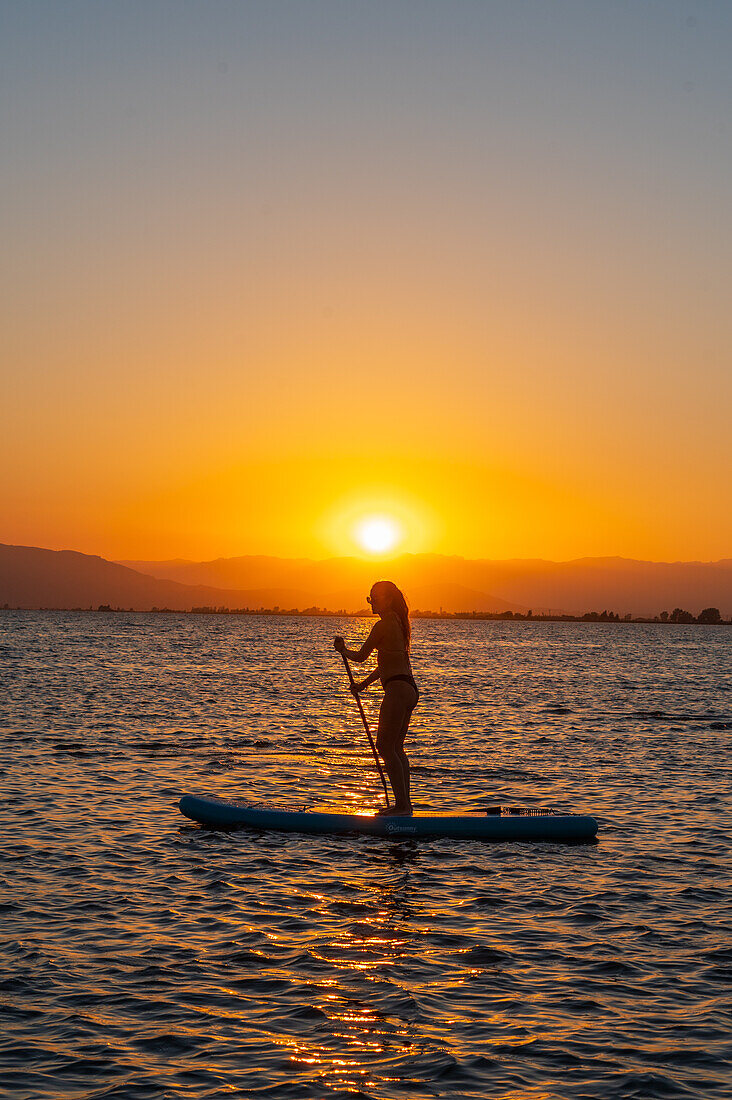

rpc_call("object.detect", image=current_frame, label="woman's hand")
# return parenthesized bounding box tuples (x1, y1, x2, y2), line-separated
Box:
(334, 636, 346, 654)
(351, 679, 367, 695)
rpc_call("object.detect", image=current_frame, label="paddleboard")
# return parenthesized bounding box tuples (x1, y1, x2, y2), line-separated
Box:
(179, 795, 598, 843)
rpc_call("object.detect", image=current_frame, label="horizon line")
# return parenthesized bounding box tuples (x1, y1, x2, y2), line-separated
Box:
(2, 605, 729, 625)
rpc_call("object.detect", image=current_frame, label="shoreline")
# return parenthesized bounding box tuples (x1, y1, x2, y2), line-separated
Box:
(2, 606, 730, 625)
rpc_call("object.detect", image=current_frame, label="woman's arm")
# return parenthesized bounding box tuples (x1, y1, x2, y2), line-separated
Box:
(334, 621, 383, 663)
(353, 669, 382, 693)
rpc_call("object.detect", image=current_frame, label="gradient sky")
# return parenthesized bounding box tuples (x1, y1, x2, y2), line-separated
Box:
(3, 1, 731, 562)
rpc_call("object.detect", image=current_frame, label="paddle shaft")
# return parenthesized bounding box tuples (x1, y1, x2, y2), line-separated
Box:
(339, 652, 390, 807)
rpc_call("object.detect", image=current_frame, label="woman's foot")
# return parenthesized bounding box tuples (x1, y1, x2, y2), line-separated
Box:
(375, 805, 413, 817)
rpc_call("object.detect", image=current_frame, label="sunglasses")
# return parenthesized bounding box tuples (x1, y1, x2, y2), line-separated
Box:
(366, 595, 373, 604)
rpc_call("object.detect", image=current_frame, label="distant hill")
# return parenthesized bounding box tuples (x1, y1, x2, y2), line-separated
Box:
(120, 551, 732, 618)
(0, 544, 310, 612)
(2, 542, 731, 616)
(118, 554, 524, 613)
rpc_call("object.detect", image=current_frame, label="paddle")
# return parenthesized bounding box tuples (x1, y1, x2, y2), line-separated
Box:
(337, 649, 390, 808)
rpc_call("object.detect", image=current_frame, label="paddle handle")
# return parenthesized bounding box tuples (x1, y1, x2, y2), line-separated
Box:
(339, 651, 390, 807)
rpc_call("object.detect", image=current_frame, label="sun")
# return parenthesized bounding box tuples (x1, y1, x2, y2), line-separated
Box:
(319, 492, 433, 558)
(355, 515, 401, 555)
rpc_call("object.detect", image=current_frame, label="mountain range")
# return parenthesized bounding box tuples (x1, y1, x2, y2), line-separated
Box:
(2, 542, 731, 617)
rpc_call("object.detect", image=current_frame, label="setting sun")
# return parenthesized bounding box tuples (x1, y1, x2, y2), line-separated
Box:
(355, 516, 401, 555)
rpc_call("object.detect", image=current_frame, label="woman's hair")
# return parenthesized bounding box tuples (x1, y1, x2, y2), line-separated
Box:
(372, 580, 411, 651)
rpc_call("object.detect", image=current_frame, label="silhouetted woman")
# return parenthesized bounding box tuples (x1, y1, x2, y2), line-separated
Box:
(334, 580, 419, 816)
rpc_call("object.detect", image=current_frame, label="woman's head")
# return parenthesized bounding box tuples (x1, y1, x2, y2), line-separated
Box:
(368, 580, 411, 650)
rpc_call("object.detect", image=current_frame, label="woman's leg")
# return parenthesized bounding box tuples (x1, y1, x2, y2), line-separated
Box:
(376, 686, 413, 812)
(395, 708, 413, 808)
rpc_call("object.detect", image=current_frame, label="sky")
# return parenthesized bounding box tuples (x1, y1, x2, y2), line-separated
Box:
(2, 1, 731, 563)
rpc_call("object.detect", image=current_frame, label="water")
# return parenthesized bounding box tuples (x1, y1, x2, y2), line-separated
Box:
(0, 611, 730, 1100)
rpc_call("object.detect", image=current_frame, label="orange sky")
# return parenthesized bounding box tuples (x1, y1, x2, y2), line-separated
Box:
(3, 4, 731, 563)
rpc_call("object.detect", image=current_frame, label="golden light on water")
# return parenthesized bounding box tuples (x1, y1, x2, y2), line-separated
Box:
(354, 516, 401, 555)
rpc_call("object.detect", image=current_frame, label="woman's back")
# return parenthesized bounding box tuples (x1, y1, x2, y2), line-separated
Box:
(376, 612, 412, 682)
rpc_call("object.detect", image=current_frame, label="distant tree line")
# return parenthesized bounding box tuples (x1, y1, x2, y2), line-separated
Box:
(0, 604, 728, 624)
(120, 604, 732, 623)
(410, 607, 727, 624)
(660, 607, 723, 624)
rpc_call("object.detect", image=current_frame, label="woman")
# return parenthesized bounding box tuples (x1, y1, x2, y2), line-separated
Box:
(334, 580, 419, 816)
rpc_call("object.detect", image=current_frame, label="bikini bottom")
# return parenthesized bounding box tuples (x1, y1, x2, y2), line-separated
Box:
(382, 674, 420, 708)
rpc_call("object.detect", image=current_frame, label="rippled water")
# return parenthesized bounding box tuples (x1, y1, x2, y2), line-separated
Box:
(1, 611, 730, 1099)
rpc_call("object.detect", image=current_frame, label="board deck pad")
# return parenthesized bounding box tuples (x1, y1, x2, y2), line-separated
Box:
(179, 795, 598, 843)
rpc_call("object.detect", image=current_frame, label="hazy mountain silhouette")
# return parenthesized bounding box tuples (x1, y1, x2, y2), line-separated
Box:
(120, 551, 732, 617)
(0, 544, 308, 611)
(118, 554, 524, 613)
(2, 543, 731, 616)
